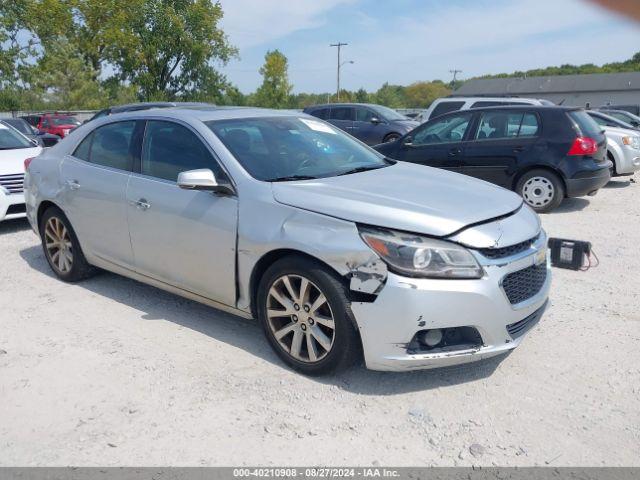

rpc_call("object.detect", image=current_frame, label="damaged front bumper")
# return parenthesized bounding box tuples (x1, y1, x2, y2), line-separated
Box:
(351, 233, 551, 372)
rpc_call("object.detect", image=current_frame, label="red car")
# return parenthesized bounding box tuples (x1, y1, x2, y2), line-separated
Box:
(27, 114, 82, 138)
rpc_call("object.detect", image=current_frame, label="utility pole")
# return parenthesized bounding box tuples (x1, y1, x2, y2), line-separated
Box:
(330, 42, 348, 101)
(449, 69, 462, 87)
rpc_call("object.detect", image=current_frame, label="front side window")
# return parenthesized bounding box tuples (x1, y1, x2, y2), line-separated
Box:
(309, 108, 329, 120)
(206, 116, 390, 181)
(412, 113, 472, 146)
(329, 107, 354, 121)
(141, 120, 223, 182)
(73, 121, 136, 170)
(0, 125, 34, 149)
(355, 107, 375, 123)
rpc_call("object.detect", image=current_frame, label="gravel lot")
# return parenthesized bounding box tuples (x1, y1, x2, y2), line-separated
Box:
(1, 177, 639, 467)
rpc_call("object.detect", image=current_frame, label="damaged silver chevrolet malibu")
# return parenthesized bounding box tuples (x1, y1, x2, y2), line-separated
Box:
(24, 107, 551, 375)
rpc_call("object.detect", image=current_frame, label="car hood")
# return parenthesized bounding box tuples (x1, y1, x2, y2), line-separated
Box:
(0, 146, 42, 176)
(394, 119, 420, 129)
(271, 162, 524, 237)
(602, 126, 639, 136)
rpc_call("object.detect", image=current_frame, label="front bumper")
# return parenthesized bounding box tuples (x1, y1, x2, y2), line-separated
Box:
(0, 190, 26, 222)
(615, 148, 640, 176)
(351, 234, 551, 371)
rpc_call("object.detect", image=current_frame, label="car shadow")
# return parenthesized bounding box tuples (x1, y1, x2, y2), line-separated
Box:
(19, 244, 504, 395)
(0, 217, 31, 235)
(604, 179, 632, 189)
(551, 197, 590, 214)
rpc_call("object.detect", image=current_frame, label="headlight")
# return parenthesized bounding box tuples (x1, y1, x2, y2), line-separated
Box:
(622, 136, 640, 150)
(358, 226, 484, 279)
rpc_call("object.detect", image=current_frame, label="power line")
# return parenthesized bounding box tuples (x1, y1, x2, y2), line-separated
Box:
(449, 69, 462, 85)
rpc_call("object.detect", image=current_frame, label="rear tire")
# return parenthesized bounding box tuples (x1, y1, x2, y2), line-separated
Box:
(256, 256, 361, 375)
(39, 206, 97, 282)
(516, 169, 564, 213)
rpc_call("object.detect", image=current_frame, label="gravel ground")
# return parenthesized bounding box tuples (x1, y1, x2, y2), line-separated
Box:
(1, 177, 639, 467)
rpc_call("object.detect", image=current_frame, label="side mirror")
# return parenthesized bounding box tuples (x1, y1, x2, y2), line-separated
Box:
(177, 168, 234, 195)
(370, 117, 382, 125)
(30, 138, 40, 147)
(402, 136, 414, 146)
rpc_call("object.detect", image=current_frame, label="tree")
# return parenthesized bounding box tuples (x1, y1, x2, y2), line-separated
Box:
(405, 81, 451, 108)
(254, 49, 293, 108)
(354, 88, 369, 103)
(31, 40, 106, 110)
(372, 83, 407, 108)
(116, 0, 237, 100)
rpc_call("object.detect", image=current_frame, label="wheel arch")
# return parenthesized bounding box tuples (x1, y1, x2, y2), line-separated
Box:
(248, 249, 347, 319)
(512, 165, 567, 197)
(36, 200, 63, 231)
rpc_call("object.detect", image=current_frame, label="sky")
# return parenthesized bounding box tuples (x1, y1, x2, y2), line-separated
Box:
(217, 0, 640, 94)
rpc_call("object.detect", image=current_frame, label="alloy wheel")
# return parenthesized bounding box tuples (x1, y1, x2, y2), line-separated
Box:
(44, 217, 73, 274)
(266, 274, 336, 363)
(522, 176, 555, 208)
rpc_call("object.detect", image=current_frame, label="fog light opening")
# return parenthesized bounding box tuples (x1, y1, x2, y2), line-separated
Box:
(418, 329, 443, 347)
(408, 326, 483, 354)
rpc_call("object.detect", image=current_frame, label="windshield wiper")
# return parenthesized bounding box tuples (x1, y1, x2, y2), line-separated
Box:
(337, 165, 387, 176)
(269, 175, 318, 182)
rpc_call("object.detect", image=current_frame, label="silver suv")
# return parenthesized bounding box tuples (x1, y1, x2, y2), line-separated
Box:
(24, 107, 551, 375)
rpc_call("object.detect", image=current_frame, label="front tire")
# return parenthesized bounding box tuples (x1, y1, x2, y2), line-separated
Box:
(257, 256, 360, 375)
(39, 206, 96, 282)
(516, 169, 565, 213)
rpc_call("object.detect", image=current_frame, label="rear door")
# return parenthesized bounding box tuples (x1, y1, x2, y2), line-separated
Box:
(126, 119, 238, 306)
(60, 120, 141, 267)
(389, 112, 473, 173)
(327, 107, 355, 137)
(463, 111, 540, 188)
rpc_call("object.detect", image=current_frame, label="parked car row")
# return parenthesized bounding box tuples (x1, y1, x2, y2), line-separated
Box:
(3, 97, 636, 376)
(21, 113, 82, 139)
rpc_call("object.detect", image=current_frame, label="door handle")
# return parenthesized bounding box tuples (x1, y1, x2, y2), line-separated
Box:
(448, 148, 462, 156)
(65, 180, 80, 190)
(513, 146, 525, 153)
(132, 198, 151, 210)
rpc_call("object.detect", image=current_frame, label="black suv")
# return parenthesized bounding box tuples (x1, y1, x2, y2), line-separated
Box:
(375, 106, 611, 212)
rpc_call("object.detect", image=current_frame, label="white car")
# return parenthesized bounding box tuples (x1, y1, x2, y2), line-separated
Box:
(0, 123, 43, 222)
(587, 111, 640, 176)
(417, 97, 553, 123)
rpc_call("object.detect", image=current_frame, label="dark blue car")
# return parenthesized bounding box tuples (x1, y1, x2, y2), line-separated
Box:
(303, 103, 419, 145)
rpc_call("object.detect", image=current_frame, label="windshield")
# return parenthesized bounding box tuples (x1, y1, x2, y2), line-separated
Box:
(4, 119, 32, 135)
(372, 105, 409, 121)
(608, 110, 640, 124)
(0, 126, 34, 149)
(51, 116, 81, 126)
(207, 116, 391, 181)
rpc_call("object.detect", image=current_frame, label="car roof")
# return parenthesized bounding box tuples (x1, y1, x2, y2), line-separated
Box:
(305, 103, 384, 109)
(437, 105, 579, 114)
(109, 101, 211, 113)
(104, 106, 312, 123)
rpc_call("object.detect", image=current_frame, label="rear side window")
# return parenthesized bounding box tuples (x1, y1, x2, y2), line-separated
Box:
(72, 121, 137, 171)
(430, 101, 465, 119)
(476, 112, 539, 139)
(141, 120, 223, 182)
(309, 108, 329, 120)
(329, 107, 354, 121)
(568, 111, 602, 138)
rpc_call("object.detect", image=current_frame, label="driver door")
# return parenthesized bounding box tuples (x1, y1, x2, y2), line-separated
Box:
(126, 119, 238, 306)
(390, 112, 473, 173)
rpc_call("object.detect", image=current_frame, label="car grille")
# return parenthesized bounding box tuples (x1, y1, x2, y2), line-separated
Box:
(478, 234, 540, 260)
(502, 264, 547, 305)
(0, 174, 25, 194)
(506, 302, 547, 339)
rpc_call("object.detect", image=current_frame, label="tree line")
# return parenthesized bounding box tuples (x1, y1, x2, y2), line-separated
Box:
(1, 1, 639, 112)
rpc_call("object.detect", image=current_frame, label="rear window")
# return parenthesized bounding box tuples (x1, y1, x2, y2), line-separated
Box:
(568, 111, 603, 138)
(430, 101, 465, 119)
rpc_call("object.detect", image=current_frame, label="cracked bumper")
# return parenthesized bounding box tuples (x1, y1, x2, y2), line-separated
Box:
(351, 237, 551, 372)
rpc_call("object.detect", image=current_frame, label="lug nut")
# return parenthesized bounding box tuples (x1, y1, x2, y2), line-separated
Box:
(292, 315, 298, 322)
(294, 304, 300, 311)
(303, 305, 310, 312)
(308, 318, 315, 325)
(301, 324, 307, 331)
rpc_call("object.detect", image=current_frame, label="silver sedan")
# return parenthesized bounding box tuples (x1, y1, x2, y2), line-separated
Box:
(24, 106, 551, 374)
